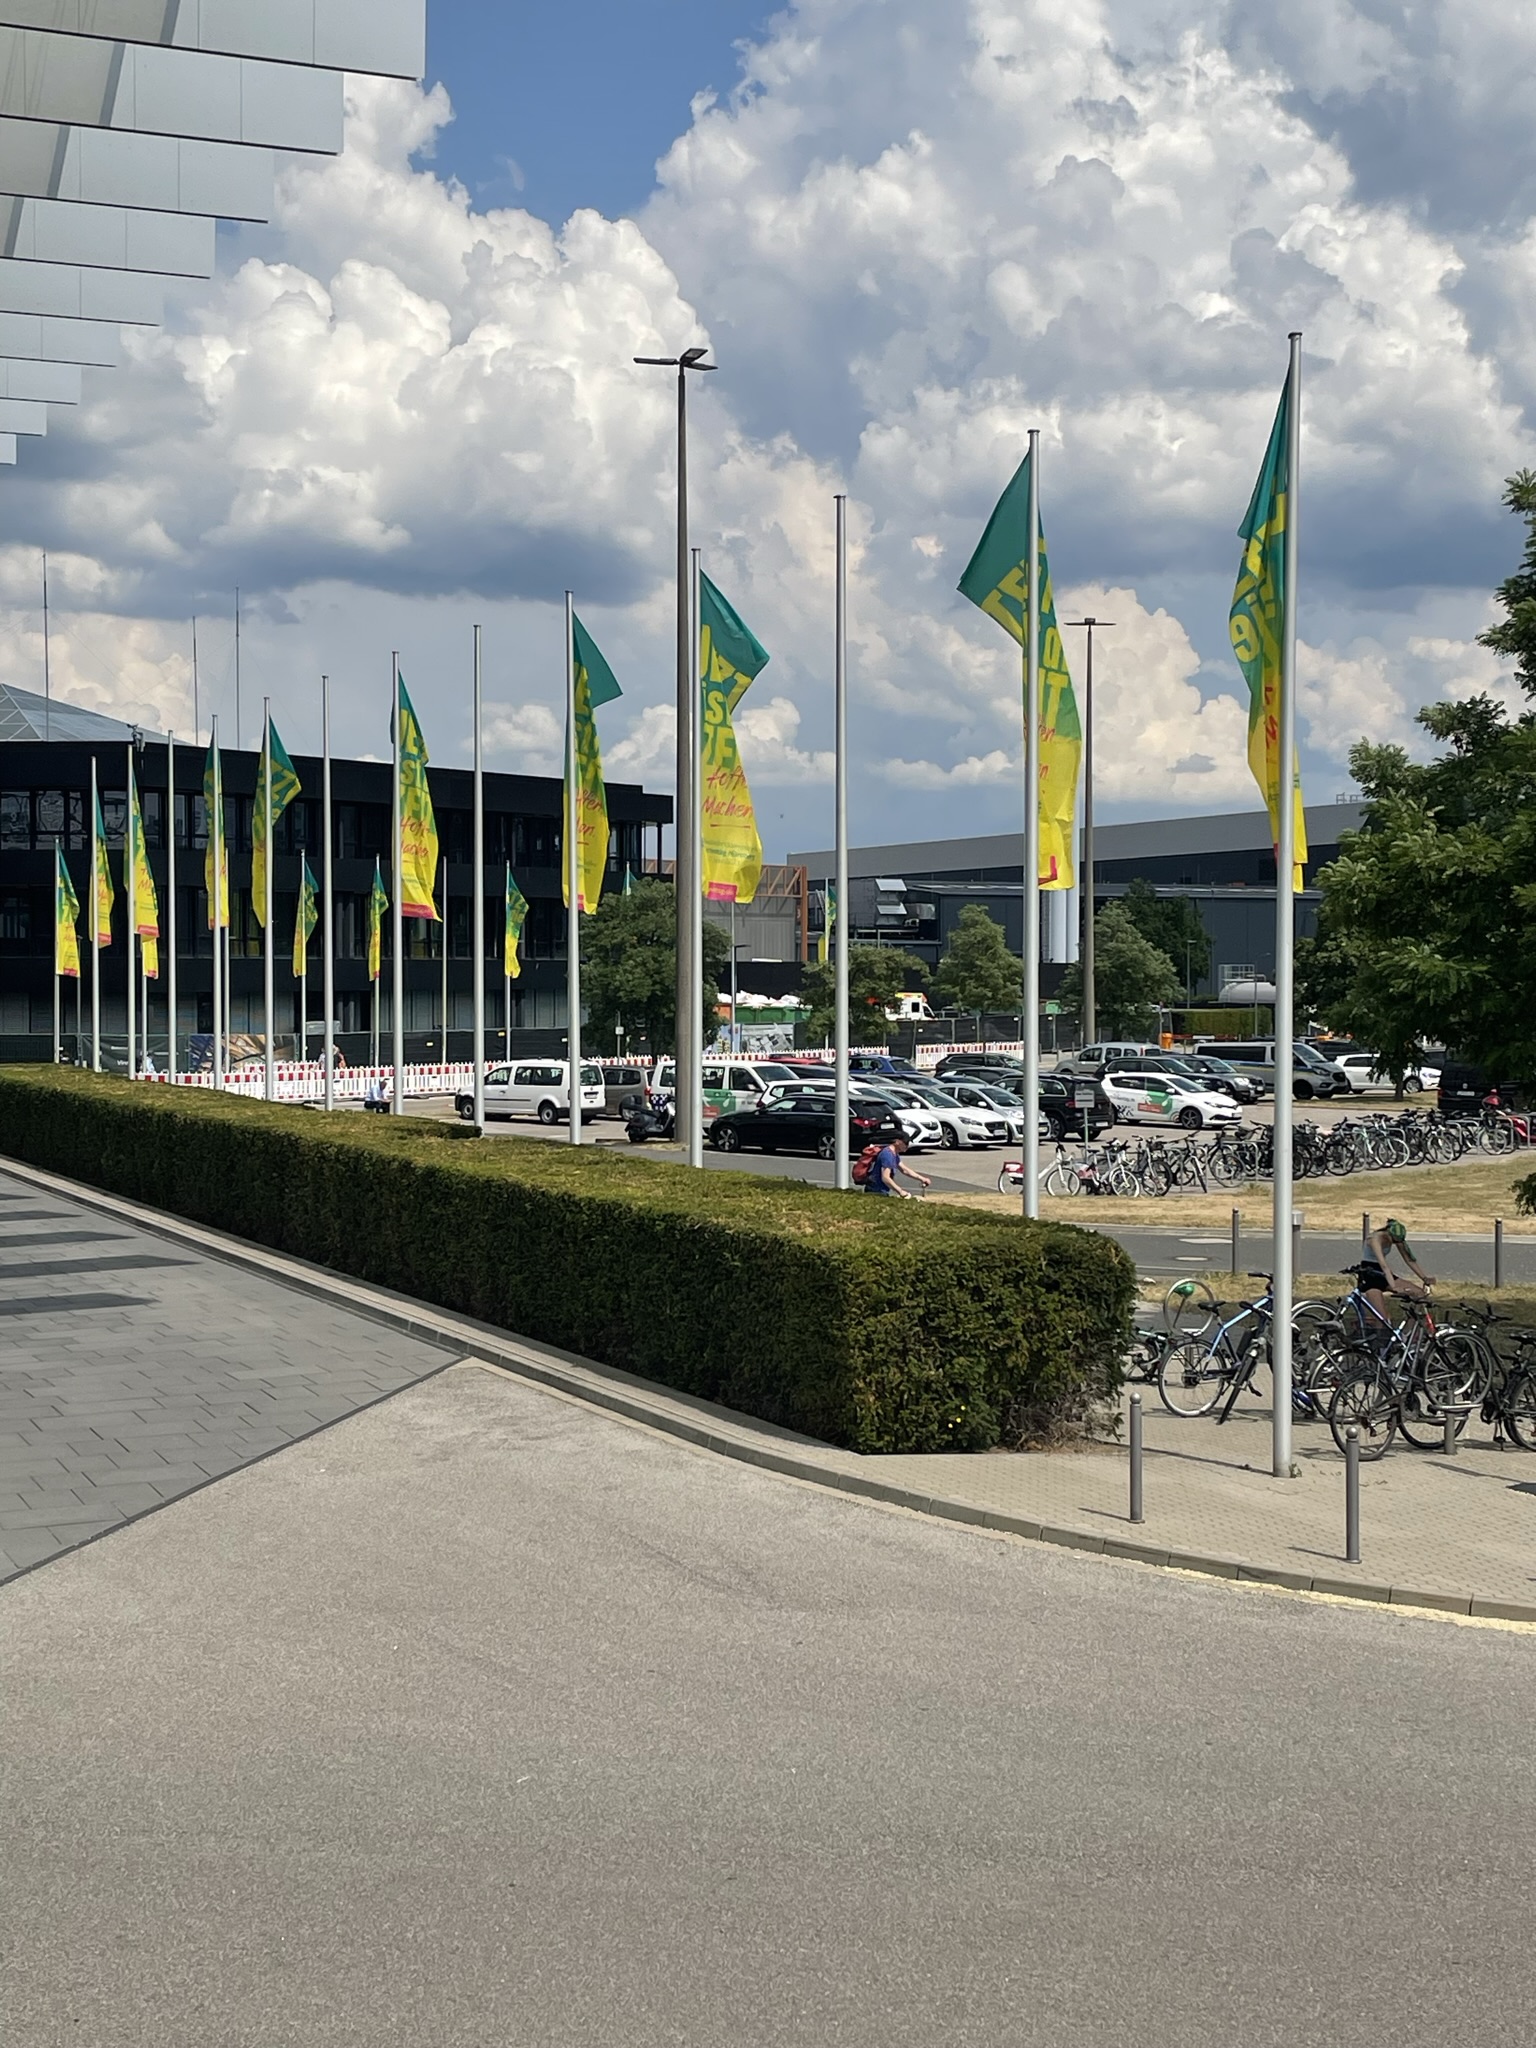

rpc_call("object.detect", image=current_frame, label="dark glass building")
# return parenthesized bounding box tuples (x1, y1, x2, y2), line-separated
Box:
(0, 683, 671, 1060)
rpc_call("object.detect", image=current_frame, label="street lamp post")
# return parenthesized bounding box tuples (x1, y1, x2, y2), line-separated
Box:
(634, 343, 715, 1164)
(1063, 617, 1114, 1045)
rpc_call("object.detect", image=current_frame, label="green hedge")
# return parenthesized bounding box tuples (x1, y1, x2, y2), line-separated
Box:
(0, 1068, 1134, 1454)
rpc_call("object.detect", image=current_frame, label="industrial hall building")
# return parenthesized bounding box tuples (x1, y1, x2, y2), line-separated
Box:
(0, 684, 672, 1064)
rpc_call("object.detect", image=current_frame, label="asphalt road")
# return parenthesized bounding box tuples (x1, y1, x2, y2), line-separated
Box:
(4, 1364, 1534, 2047)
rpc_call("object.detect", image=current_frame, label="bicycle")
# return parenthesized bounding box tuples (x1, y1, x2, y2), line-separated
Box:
(1156, 1276, 1330, 1423)
(1324, 1293, 1474, 1458)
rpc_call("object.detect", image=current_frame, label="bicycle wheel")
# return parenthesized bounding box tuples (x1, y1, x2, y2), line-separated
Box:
(1158, 1334, 1228, 1417)
(1043, 1164, 1079, 1197)
(1500, 1366, 1536, 1450)
(1328, 1361, 1398, 1459)
(1206, 1146, 1243, 1187)
(1163, 1277, 1220, 1336)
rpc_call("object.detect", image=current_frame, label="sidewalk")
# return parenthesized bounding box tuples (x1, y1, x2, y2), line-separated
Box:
(3, 1154, 1533, 1621)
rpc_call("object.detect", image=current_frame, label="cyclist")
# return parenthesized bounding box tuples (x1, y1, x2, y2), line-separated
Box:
(1359, 1217, 1435, 1321)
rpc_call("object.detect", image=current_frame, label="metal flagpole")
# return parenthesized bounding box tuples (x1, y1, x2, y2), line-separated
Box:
(234, 586, 242, 752)
(166, 730, 177, 1082)
(299, 925, 306, 1085)
(191, 616, 199, 747)
(565, 591, 582, 1147)
(440, 855, 449, 1072)
(126, 746, 137, 1079)
(504, 858, 512, 1059)
(834, 493, 851, 1189)
(1081, 621, 1096, 1044)
(1021, 430, 1042, 1219)
(728, 899, 736, 1051)
(391, 654, 404, 1113)
(688, 546, 704, 1165)
(472, 626, 486, 1129)
(1272, 331, 1303, 1480)
(262, 701, 275, 1102)
(322, 676, 334, 1113)
(90, 757, 100, 1069)
(209, 717, 223, 1089)
(41, 549, 50, 741)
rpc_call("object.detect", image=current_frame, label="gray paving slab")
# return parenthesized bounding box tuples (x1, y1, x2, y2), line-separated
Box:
(0, 1167, 454, 1581)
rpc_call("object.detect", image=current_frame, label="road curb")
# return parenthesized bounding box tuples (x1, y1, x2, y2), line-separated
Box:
(4, 1151, 1531, 1626)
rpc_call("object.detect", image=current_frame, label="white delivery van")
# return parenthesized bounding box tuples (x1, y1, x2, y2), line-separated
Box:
(476, 1060, 606, 1124)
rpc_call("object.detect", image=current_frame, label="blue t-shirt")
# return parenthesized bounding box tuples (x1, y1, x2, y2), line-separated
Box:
(864, 1144, 901, 1193)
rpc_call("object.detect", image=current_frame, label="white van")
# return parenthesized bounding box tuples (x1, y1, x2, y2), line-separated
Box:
(1076, 1041, 1166, 1065)
(466, 1060, 606, 1124)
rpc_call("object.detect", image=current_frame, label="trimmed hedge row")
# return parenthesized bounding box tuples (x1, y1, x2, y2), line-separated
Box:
(0, 1068, 1134, 1453)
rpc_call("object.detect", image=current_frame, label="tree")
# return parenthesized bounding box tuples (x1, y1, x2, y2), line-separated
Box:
(1058, 903, 1179, 1037)
(930, 905, 1024, 1014)
(1118, 877, 1212, 994)
(581, 879, 729, 1053)
(1298, 473, 1536, 1083)
(802, 945, 929, 1046)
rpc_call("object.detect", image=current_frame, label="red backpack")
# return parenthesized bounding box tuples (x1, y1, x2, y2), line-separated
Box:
(851, 1143, 883, 1186)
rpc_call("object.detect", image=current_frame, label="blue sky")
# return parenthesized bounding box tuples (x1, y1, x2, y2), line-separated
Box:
(425, 1, 774, 228)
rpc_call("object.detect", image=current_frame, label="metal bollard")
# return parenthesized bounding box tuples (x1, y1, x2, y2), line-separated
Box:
(1362, 1211, 1370, 1246)
(1230, 1207, 1240, 1275)
(1443, 1408, 1458, 1457)
(1495, 1218, 1504, 1292)
(1293, 1207, 1304, 1279)
(1345, 1426, 1361, 1564)
(1129, 1391, 1144, 1524)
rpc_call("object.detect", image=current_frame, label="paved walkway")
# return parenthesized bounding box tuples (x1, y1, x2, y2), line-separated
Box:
(0, 1168, 452, 1580)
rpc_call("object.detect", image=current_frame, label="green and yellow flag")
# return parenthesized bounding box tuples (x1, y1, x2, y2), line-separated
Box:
(1230, 376, 1307, 887)
(293, 857, 319, 979)
(91, 786, 114, 948)
(698, 575, 766, 905)
(252, 714, 301, 926)
(203, 734, 228, 931)
(564, 615, 623, 915)
(367, 858, 388, 983)
(127, 761, 160, 978)
(958, 450, 1082, 888)
(504, 866, 529, 980)
(818, 884, 836, 966)
(54, 844, 80, 979)
(396, 673, 439, 921)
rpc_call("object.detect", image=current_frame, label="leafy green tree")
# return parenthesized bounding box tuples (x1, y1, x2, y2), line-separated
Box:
(581, 879, 729, 1053)
(1058, 903, 1180, 1037)
(931, 905, 1024, 1013)
(1300, 474, 1536, 1084)
(1118, 876, 1212, 993)
(802, 945, 929, 1046)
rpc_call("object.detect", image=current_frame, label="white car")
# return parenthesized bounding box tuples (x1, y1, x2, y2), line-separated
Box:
(942, 1078, 1033, 1143)
(456, 1060, 606, 1125)
(887, 1082, 1011, 1149)
(1335, 1052, 1440, 1095)
(760, 1079, 945, 1151)
(1100, 1070, 1242, 1131)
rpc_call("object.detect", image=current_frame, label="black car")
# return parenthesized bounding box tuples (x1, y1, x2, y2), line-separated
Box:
(707, 1097, 904, 1160)
(1038, 1072, 1117, 1140)
(1438, 1061, 1524, 1117)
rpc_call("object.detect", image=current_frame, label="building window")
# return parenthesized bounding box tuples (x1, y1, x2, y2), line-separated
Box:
(0, 792, 30, 849)
(0, 892, 31, 941)
(34, 789, 85, 849)
(101, 791, 127, 849)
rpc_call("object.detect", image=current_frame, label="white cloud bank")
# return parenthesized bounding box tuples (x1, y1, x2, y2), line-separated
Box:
(3, 0, 1534, 852)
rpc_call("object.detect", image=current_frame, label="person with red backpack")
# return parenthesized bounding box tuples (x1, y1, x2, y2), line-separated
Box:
(855, 1134, 930, 1197)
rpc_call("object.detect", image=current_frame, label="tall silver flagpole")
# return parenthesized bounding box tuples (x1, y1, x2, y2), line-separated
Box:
(126, 745, 137, 1079)
(90, 756, 100, 1070)
(1272, 331, 1303, 1479)
(262, 701, 275, 1102)
(52, 849, 61, 1064)
(391, 654, 405, 1113)
(1021, 430, 1042, 1219)
(688, 546, 704, 1166)
(834, 493, 851, 1190)
(322, 676, 334, 1113)
(472, 626, 486, 1129)
(565, 591, 582, 1146)
(439, 852, 449, 1072)
(166, 730, 177, 1082)
(210, 716, 223, 1089)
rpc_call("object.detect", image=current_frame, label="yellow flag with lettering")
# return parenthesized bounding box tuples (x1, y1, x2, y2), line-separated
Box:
(54, 845, 80, 979)
(563, 616, 622, 914)
(957, 451, 1082, 888)
(368, 859, 388, 982)
(92, 787, 114, 948)
(698, 575, 765, 905)
(396, 674, 440, 920)
(504, 867, 529, 981)
(127, 762, 160, 977)
(1230, 375, 1307, 889)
